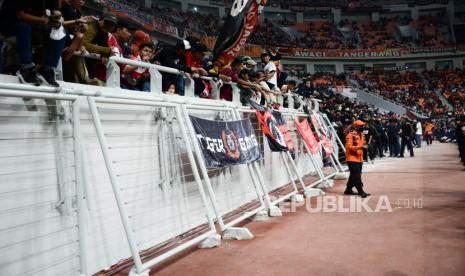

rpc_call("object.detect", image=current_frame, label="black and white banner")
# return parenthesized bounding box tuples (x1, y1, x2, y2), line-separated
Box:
(190, 115, 262, 168)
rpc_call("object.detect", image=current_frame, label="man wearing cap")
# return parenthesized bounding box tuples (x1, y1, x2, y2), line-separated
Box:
(111, 20, 133, 58)
(83, 12, 117, 56)
(344, 120, 371, 198)
(243, 56, 257, 72)
(83, 12, 118, 81)
(456, 115, 465, 170)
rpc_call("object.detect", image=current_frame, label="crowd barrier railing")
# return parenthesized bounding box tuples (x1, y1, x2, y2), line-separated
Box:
(0, 70, 347, 276)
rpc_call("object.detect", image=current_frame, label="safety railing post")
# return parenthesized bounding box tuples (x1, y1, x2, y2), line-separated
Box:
(292, 115, 329, 193)
(106, 59, 121, 89)
(209, 79, 221, 100)
(280, 152, 298, 192)
(322, 113, 346, 154)
(180, 105, 227, 231)
(184, 75, 195, 98)
(149, 66, 163, 94)
(231, 84, 242, 105)
(285, 151, 308, 190)
(86, 97, 145, 275)
(56, 57, 64, 81)
(172, 105, 218, 236)
(288, 94, 295, 110)
(72, 98, 89, 276)
(230, 110, 269, 209)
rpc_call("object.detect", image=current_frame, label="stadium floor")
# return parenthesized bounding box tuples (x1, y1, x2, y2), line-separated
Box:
(124, 143, 465, 276)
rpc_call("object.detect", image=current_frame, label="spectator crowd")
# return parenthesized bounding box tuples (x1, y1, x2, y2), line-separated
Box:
(356, 69, 465, 116)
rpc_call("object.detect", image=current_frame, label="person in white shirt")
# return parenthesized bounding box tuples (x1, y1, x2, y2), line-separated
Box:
(261, 52, 277, 88)
(415, 120, 423, 148)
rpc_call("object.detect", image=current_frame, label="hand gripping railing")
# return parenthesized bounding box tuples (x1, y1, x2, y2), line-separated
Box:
(106, 56, 246, 104)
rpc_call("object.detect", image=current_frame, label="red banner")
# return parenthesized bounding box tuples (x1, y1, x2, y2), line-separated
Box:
(310, 113, 333, 157)
(152, 19, 178, 37)
(321, 136, 334, 158)
(294, 119, 319, 155)
(310, 114, 321, 133)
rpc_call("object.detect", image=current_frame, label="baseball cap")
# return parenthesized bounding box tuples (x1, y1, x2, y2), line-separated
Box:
(191, 42, 208, 53)
(176, 39, 191, 51)
(243, 56, 257, 66)
(352, 120, 366, 127)
(103, 12, 118, 25)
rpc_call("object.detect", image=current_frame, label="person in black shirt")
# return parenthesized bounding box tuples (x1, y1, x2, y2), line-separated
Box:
(399, 118, 414, 158)
(387, 119, 401, 157)
(296, 79, 314, 98)
(15, 0, 68, 86)
(154, 39, 205, 95)
(456, 116, 465, 169)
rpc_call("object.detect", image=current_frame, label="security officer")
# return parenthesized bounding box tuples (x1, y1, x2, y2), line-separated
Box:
(399, 117, 414, 158)
(456, 115, 465, 170)
(344, 120, 371, 198)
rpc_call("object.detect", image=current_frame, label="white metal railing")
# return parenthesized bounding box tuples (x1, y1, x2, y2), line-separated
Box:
(0, 69, 345, 276)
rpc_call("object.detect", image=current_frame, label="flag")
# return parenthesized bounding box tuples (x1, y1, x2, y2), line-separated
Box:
(272, 110, 295, 158)
(213, 0, 268, 68)
(245, 97, 288, 152)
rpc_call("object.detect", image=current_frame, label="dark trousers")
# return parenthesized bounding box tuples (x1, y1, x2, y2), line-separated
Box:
(16, 21, 66, 68)
(425, 134, 433, 145)
(346, 161, 364, 192)
(400, 136, 414, 157)
(458, 139, 465, 164)
(375, 139, 384, 157)
(389, 136, 400, 156)
(368, 143, 375, 160)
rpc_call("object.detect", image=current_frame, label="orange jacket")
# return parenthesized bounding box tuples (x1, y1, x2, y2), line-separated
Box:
(346, 130, 365, 163)
(424, 123, 434, 135)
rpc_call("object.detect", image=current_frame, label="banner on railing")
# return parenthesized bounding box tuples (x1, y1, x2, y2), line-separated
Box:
(246, 98, 288, 152)
(190, 116, 261, 168)
(294, 118, 319, 155)
(272, 110, 295, 156)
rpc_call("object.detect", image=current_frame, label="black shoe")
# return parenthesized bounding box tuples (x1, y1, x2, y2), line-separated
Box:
(16, 66, 41, 86)
(344, 189, 358, 195)
(359, 192, 371, 198)
(398, 156, 404, 158)
(40, 67, 60, 87)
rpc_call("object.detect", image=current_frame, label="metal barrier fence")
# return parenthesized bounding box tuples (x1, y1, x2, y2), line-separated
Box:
(0, 68, 347, 276)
